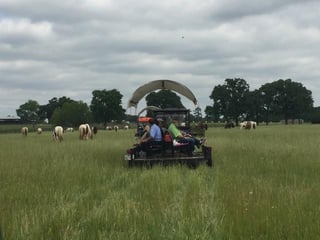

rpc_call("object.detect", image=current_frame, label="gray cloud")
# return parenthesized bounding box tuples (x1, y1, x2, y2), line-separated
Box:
(0, 0, 319, 116)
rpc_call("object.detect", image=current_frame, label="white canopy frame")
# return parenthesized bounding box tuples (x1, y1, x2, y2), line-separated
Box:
(127, 79, 198, 109)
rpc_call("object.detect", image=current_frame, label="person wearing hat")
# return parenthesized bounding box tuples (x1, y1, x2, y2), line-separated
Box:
(139, 118, 162, 153)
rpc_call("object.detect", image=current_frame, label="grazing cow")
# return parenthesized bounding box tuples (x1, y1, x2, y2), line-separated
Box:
(124, 125, 129, 130)
(106, 126, 112, 130)
(224, 122, 235, 129)
(79, 124, 93, 140)
(21, 127, 28, 136)
(240, 121, 257, 130)
(37, 128, 42, 134)
(66, 127, 74, 132)
(92, 126, 98, 135)
(53, 126, 63, 142)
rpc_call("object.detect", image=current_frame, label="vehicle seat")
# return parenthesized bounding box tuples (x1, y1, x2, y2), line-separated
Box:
(145, 141, 163, 156)
(164, 130, 191, 154)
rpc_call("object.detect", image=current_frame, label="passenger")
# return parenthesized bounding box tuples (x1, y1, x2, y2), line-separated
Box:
(168, 118, 203, 152)
(156, 118, 166, 136)
(141, 118, 162, 142)
(140, 123, 151, 141)
(139, 118, 162, 152)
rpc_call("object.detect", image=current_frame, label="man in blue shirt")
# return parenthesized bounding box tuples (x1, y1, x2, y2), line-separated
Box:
(136, 118, 163, 155)
(141, 118, 162, 143)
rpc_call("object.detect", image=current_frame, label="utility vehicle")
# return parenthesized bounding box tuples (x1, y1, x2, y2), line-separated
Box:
(124, 108, 213, 168)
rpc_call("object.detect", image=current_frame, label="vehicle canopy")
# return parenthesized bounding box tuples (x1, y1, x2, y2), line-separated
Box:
(127, 80, 198, 109)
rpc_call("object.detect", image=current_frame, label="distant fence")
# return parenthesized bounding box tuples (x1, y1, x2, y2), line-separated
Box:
(0, 124, 53, 134)
(280, 119, 304, 124)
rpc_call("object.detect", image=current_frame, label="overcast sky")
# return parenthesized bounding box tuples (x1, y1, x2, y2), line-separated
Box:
(1, 0, 320, 117)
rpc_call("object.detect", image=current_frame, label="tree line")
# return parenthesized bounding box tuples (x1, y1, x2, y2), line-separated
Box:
(16, 78, 318, 126)
(205, 78, 315, 125)
(16, 89, 126, 127)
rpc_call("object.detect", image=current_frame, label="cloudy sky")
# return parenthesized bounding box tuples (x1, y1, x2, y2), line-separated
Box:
(1, 0, 320, 117)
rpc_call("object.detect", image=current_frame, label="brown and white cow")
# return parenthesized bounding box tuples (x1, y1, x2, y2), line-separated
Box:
(53, 126, 63, 142)
(21, 127, 28, 136)
(79, 124, 93, 140)
(240, 121, 257, 130)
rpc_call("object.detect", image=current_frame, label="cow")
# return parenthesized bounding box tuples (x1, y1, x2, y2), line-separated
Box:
(92, 126, 98, 135)
(53, 126, 63, 142)
(240, 121, 257, 130)
(21, 127, 28, 136)
(66, 127, 74, 132)
(37, 128, 42, 134)
(79, 124, 93, 140)
(224, 122, 235, 129)
(124, 125, 129, 130)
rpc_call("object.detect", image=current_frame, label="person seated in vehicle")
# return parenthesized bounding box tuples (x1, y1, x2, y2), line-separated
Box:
(139, 123, 151, 140)
(136, 123, 145, 138)
(168, 118, 203, 152)
(156, 118, 166, 136)
(139, 118, 162, 152)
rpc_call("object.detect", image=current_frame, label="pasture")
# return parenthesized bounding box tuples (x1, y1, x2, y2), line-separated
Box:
(1, 124, 320, 239)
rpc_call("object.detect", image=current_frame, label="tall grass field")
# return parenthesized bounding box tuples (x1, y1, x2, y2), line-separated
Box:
(1, 124, 320, 239)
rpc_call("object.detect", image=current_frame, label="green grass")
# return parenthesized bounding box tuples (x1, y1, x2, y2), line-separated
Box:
(214, 125, 320, 239)
(1, 125, 320, 239)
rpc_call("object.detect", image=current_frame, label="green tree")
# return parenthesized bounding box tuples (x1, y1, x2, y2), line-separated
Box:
(51, 101, 92, 127)
(145, 90, 185, 109)
(16, 100, 40, 124)
(192, 106, 202, 121)
(260, 79, 313, 124)
(259, 82, 278, 124)
(90, 89, 125, 125)
(310, 107, 320, 123)
(209, 85, 227, 122)
(244, 89, 265, 124)
(276, 79, 313, 123)
(40, 97, 75, 122)
(210, 78, 250, 125)
(204, 105, 215, 122)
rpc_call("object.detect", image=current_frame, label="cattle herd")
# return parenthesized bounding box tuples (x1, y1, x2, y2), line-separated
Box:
(20, 124, 130, 141)
(20, 121, 257, 141)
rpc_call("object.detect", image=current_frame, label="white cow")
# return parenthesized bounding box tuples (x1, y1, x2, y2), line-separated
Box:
(124, 125, 129, 130)
(37, 128, 42, 134)
(79, 124, 92, 140)
(66, 127, 74, 132)
(240, 121, 257, 130)
(53, 126, 63, 142)
(21, 127, 28, 136)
